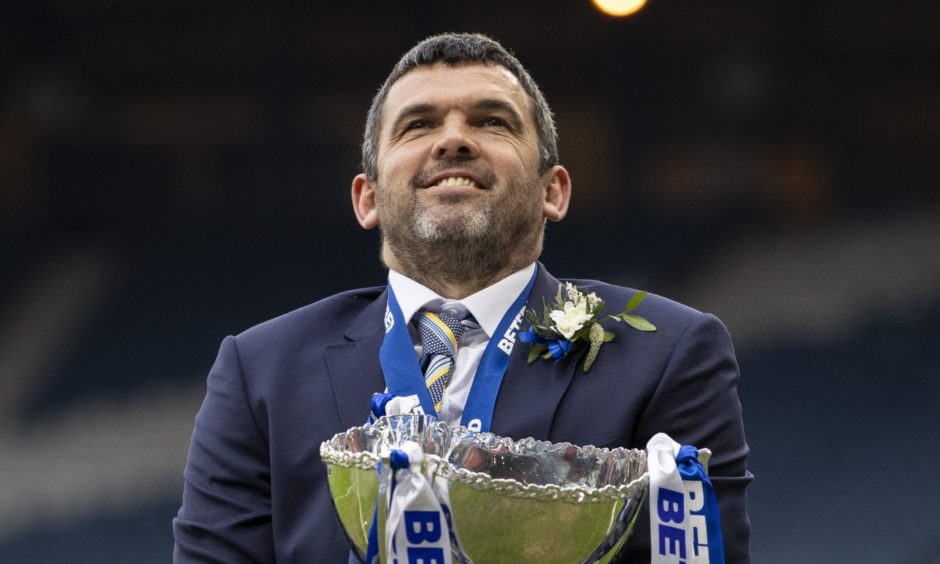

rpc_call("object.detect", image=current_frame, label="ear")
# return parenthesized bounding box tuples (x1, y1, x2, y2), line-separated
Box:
(351, 173, 380, 229)
(542, 165, 571, 222)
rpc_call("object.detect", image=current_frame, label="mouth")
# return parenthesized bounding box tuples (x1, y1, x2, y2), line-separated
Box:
(421, 171, 487, 190)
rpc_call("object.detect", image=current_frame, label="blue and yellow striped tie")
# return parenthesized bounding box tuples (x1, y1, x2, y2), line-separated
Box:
(414, 309, 474, 413)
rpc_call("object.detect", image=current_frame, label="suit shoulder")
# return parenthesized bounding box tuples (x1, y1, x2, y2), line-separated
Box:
(235, 285, 385, 344)
(567, 279, 729, 348)
(564, 278, 704, 317)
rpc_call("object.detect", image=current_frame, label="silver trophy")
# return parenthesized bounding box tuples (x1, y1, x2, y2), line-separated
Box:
(320, 415, 649, 563)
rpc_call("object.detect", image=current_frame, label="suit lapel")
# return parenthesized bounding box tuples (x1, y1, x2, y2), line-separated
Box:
(491, 265, 579, 441)
(325, 290, 387, 431)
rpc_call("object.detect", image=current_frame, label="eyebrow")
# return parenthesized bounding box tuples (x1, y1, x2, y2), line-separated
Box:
(389, 103, 436, 135)
(388, 98, 526, 135)
(471, 98, 525, 129)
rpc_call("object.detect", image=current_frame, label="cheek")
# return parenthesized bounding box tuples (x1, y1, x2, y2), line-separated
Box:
(500, 149, 538, 181)
(382, 141, 429, 173)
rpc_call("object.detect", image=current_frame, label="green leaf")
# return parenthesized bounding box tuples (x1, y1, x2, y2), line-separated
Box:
(541, 351, 554, 360)
(583, 325, 604, 372)
(624, 291, 648, 313)
(583, 350, 597, 372)
(620, 313, 657, 332)
(542, 298, 553, 320)
(527, 343, 547, 363)
(554, 284, 563, 307)
(603, 331, 616, 342)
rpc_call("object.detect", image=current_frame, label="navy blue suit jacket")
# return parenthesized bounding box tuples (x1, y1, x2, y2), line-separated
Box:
(173, 265, 751, 562)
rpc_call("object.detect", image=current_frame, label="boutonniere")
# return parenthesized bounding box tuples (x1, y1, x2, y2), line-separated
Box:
(520, 283, 657, 372)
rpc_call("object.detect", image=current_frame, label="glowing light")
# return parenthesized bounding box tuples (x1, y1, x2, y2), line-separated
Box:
(592, 0, 648, 17)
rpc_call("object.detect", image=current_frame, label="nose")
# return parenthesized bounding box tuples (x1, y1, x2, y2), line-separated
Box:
(431, 120, 479, 160)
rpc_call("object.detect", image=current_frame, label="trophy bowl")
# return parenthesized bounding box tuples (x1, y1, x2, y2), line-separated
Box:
(321, 415, 648, 563)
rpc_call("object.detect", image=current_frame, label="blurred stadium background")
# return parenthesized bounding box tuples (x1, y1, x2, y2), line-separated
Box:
(1, 1, 938, 562)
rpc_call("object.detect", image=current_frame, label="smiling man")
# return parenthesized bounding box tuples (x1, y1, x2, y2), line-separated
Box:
(352, 59, 570, 300)
(174, 33, 751, 563)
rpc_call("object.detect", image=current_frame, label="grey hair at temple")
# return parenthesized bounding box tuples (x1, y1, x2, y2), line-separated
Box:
(360, 32, 559, 180)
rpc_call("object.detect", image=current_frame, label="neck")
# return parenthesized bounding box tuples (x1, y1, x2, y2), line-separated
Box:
(384, 247, 535, 299)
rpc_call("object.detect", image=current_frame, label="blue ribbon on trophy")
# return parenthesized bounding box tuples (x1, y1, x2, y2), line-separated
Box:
(363, 459, 382, 564)
(646, 433, 725, 564)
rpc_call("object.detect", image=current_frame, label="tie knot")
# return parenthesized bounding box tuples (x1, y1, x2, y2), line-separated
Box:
(414, 309, 474, 357)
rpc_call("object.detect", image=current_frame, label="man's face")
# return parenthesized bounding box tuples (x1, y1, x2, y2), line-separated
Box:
(365, 62, 553, 269)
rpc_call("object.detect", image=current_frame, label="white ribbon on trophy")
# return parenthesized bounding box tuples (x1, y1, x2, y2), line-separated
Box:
(647, 433, 724, 564)
(382, 441, 453, 564)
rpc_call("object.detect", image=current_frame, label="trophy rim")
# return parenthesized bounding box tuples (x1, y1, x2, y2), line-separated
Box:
(320, 418, 649, 504)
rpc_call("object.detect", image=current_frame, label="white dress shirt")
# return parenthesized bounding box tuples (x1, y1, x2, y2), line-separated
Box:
(387, 263, 536, 427)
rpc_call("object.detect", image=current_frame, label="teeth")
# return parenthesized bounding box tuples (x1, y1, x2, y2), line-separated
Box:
(438, 176, 478, 188)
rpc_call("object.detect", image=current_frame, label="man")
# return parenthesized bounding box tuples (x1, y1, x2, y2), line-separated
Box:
(174, 33, 751, 562)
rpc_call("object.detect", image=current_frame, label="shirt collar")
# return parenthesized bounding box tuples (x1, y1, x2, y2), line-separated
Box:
(387, 263, 536, 338)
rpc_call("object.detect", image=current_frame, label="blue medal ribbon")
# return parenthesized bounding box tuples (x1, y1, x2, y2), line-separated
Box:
(380, 288, 439, 415)
(379, 268, 537, 432)
(364, 269, 537, 561)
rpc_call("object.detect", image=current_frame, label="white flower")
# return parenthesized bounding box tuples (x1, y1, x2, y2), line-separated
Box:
(564, 282, 580, 303)
(549, 300, 592, 339)
(586, 292, 599, 310)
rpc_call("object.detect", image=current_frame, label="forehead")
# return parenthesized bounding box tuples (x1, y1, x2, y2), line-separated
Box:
(381, 62, 532, 129)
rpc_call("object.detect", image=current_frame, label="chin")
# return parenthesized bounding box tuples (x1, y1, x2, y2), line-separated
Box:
(413, 214, 490, 242)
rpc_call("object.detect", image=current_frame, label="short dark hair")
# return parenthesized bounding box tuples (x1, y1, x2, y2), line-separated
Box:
(361, 33, 558, 180)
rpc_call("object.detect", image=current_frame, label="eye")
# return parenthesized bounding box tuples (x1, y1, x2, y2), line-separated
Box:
(404, 120, 430, 131)
(481, 116, 509, 128)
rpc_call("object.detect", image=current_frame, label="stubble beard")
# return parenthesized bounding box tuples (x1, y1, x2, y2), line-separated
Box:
(377, 178, 544, 292)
